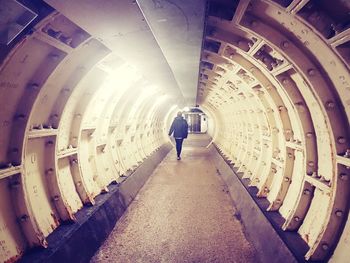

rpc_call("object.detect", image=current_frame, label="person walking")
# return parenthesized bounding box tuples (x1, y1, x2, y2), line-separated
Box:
(168, 111, 189, 160)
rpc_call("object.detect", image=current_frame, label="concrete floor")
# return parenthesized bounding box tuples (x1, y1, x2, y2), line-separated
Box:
(91, 134, 258, 263)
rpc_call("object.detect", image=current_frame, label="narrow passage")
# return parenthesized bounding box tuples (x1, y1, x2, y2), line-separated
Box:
(91, 134, 258, 262)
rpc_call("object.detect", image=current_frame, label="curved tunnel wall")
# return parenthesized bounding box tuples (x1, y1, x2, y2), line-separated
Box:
(0, 0, 349, 262)
(198, 0, 350, 262)
(0, 10, 173, 261)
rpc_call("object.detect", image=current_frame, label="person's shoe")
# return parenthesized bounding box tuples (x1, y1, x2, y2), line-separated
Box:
(177, 156, 181, 160)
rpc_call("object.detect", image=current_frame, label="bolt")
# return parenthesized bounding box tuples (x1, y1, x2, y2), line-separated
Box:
(250, 20, 258, 27)
(322, 243, 329, 251)
(284, 177, 290, 182)
(308, 161, 314, 167)
(28, 83, 40, 90)
(339, 173, 348, 180)
(281, 41, 289, 48)
(306, 132, 313, 138)
(335, 210, 343, 217)
(19, 215, 29, 222)
(15, 114, 26, 120)
(344, 149, 350, 158)
(50, 53, 60, 61)
(46, 141, 54, 147)
(52, 195, 60, 201)
(308, 69, 316, 76)
(46, 168, 54, 174)
(278, 106, 286, 111)
(10, 181, 20, 188)
(303, 189, 311, 195)
(337, 137, 346, 144)
(325, 101, 335, 110)
(294, 216, 300, 222)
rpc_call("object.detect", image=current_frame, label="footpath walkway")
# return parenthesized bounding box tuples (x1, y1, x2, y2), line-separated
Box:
(91, 134, 258, 263)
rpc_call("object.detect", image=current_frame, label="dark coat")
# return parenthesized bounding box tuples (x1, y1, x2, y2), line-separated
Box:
(168, 116, 188, 139)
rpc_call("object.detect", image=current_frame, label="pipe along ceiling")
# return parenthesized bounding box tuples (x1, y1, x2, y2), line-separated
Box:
(0, 0, 349, 262)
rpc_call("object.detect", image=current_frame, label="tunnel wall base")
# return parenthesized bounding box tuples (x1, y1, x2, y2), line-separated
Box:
(19, 143, 173, 263)
(210, 145, 301, 263)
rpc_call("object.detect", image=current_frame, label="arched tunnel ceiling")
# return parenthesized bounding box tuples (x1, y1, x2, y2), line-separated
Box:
(136, 0, 206, 104)
(44, 0, 207, 105)
(0, 0, 350, 262)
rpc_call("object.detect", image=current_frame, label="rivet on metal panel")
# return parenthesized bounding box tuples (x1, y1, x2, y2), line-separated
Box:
(285, 129, 292, 135)
(303, 189, 311, 195)
(9, 181, 21, 188)
(294, 216, 300, 222)
(15, 114, 26, 120)
(322, 243, 329, 251)
(281, 41, 289, 49)
(337, 137, 346, 144)
(325, 101, 335, 110)
(278, 105, 286, 111)
(308, 161, 315, 167)
(250, 20, 258, 27)
(344, 149, 350, 158)
(335, 210, 343, 217)
(282, 78, 289, 84)
(46, 168, 54, 175)
(306, 132, 314, 138)
(52, 195, 60, 201)
(28, 83, 40, 90)
(49, 53, 60, 61)
(19, 215, 29, 222)
(307, 69, 316, 76)
(284, 177, 290, 182)
(339, 173, 348, 180)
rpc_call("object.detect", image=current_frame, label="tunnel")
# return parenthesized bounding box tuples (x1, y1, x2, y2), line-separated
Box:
(0, 0, 350, 262)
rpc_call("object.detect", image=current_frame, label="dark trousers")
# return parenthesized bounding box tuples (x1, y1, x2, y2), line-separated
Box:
(175, 138, 184, 157)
